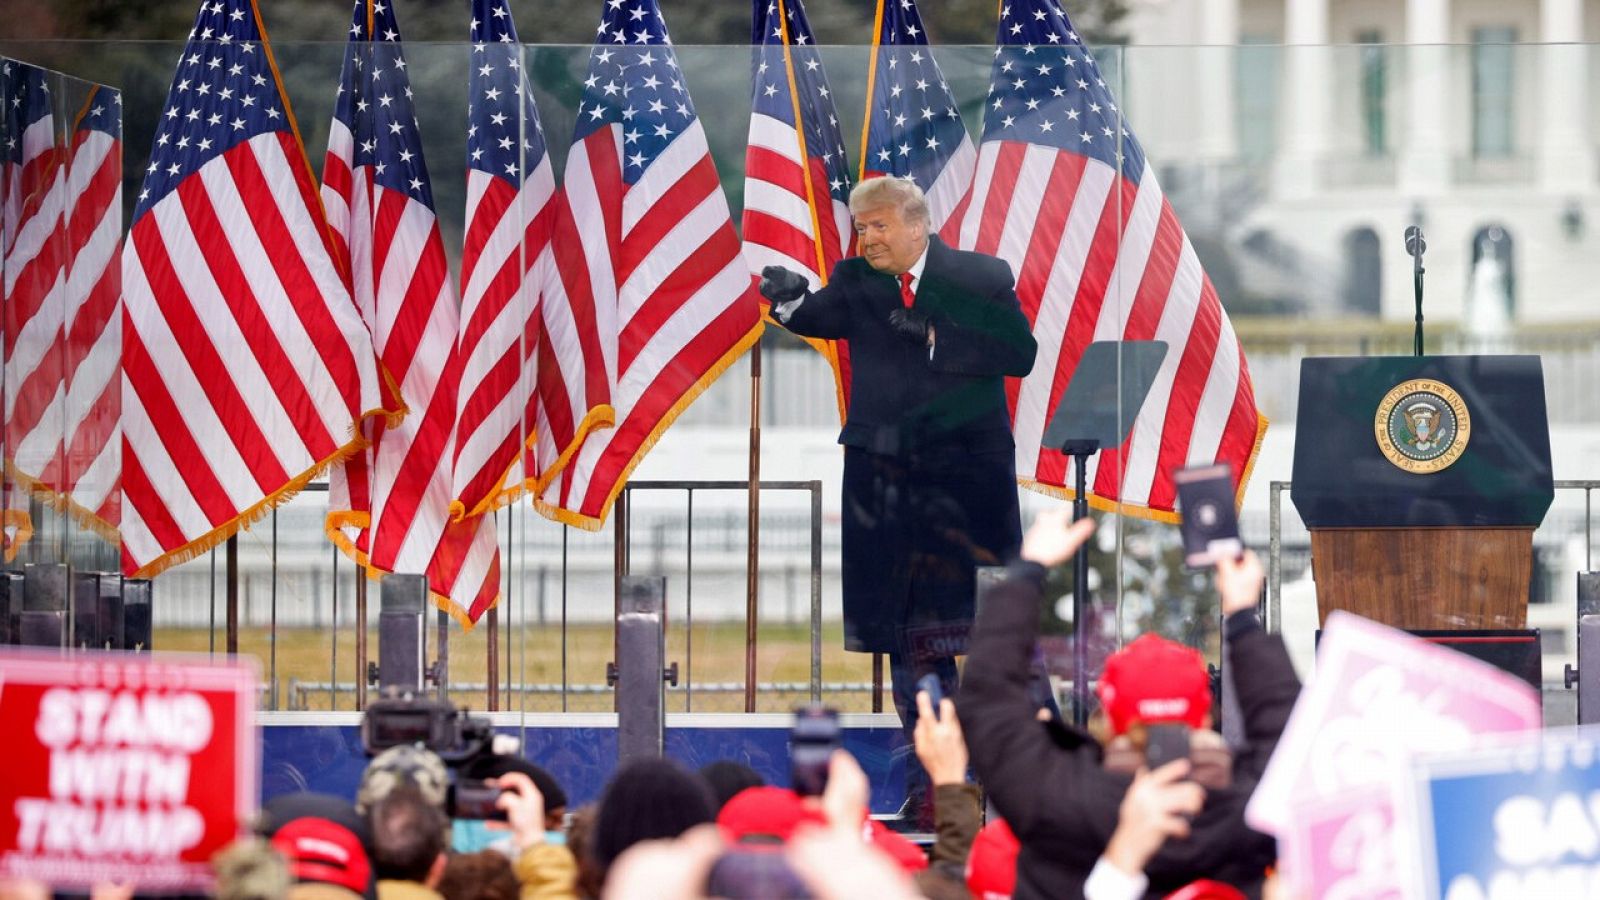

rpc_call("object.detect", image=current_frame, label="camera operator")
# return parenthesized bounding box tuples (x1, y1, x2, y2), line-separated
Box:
(957, 508, 1301, 899)
(357, 694, 577, 899)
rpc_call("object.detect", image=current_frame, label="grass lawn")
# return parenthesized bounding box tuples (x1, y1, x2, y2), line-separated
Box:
(156, 620, 885, 713)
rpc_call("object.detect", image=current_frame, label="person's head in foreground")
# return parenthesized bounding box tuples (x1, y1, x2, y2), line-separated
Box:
(589, 756, 717, 891)
(370, 785, 450, 889)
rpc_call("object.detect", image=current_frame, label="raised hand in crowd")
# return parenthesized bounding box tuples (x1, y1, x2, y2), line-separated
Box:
(490, 771, 546, 853)
(787, 822, 923, 900)
(818, 748, 871, 832)
(1102, 761, 1206, 879)
(913, 692, 968, 787)
(1215, 550, 1266, 617)
(1019, 507, 1098, 568)
(787, 751, 921, 900)
(914, 688, 988, 881)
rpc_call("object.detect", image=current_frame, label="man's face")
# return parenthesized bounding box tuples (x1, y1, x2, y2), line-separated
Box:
(854, 204, 927, 275)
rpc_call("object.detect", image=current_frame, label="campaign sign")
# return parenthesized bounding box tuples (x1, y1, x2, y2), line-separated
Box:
(1413, 730, 1600, 899)
(0, 651, 258, 891)
(1245, 612, 1542, 898)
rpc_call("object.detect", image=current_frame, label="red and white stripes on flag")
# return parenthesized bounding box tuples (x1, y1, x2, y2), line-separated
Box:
(120, 0, 391, 577)
(322, 0, 499, 625)
(56, 89, 124, 539)
(741, 0, 854, 420)
(944, 1, 1265, 520)
(537, 0, 762, 529)
(453, 0, 611, 526)
(2, 62, 65, 560)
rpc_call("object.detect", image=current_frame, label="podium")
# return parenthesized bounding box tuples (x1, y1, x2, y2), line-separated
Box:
(1291, 356, 1553, 630)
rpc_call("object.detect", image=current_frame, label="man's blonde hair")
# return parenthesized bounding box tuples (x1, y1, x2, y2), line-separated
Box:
(848, 176, 930, 228)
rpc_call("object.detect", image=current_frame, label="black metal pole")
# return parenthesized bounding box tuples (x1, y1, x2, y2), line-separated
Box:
(225, 535, 239, 656)
(1072, 451, 1091, 727)
(437, 608, 449, 701)
(745, 342, 762, 713)
(1412, 241, 1426, 356)
(356, 572, 368, 711)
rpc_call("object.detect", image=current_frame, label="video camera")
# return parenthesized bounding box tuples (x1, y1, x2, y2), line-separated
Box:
(360, 688, 513, 820)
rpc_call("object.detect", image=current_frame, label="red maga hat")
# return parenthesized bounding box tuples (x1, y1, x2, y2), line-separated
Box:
(270, 817, 371, 895)
(716, 786, 826, 845)
(1096, 633, 1212, 736)
(965, 818, 1019, 899)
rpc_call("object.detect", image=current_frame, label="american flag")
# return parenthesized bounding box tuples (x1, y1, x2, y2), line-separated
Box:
(58, 88, 124, 538)
(741, 0, 853, 418)
(944, 0, 1265, 519)
(120, 0, 390, 577)
(859, 0, 976, 230)
(1, 60, 62, 560)
(454, 0, 611, 523)
(322, 0, 500, 625)
(3, 65, 65, 501)
(537, 0, 763, 529)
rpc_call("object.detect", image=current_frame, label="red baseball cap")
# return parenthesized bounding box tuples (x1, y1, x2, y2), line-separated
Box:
(965, 818, 1019, 899)
(1096, 634, 1212, 736)
(864, 819, 928, 873)
(716, 786, 826, 844)
(270, 817, 371, 895)
(1166, 879, 1247, 900)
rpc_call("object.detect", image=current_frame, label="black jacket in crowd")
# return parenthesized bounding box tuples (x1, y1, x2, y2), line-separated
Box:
(957, 560, 1302, 899)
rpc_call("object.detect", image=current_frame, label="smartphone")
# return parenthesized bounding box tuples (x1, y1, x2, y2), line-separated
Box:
(916, 673, 943, 719)
(449, 778, 509, 821)
(1144, 723, 1191, 772)
(1174, 463, 1242, 568)
(790, 705, 840, 797)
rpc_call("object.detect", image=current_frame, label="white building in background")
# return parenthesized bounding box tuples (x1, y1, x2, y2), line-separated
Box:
(1121, 0, 1600, 326)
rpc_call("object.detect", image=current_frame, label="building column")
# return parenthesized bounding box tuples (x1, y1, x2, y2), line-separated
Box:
(1399, 0, 1452, 195)
(1274, 0, 1330, 198)
(1539, 0, 1593, 192)
(1194, 0, 1240, 161)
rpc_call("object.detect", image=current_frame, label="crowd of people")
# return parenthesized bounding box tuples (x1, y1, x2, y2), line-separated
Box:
(0, 510, 1293, 900)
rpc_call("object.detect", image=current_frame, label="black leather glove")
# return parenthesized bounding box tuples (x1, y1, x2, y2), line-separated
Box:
(887, 307, 931, 346)
(759, 265, 809, 304)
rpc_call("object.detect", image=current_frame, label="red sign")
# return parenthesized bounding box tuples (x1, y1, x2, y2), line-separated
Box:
(0, 651, 258, 891)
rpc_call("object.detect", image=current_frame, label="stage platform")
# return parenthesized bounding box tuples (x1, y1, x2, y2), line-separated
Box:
(261, 712, 912, 811)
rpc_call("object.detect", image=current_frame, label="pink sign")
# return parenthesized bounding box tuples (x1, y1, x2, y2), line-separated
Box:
(1245, 612, 1541, 898)
(0, 651, 258, 891)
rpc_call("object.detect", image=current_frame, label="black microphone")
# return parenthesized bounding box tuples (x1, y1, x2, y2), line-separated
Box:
(1406, 225, 1426, 356)
(1404, 225, 1426, 258)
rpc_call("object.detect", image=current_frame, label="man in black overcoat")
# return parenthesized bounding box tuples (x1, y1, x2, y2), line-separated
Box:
(759, 176, 1037, 820)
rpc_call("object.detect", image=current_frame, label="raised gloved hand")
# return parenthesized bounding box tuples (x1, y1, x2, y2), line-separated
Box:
(759, 265, 809, 305)
(887, 307, 931, 346)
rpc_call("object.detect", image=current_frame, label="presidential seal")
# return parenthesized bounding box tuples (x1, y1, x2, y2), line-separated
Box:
(1374, 379, 1470, 473)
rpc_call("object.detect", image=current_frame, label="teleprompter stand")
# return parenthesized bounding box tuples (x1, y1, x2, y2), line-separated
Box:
(1041, 340, 1167, 726)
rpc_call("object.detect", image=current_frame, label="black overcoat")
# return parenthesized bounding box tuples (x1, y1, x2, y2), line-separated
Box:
(783, 236, 1037, 654)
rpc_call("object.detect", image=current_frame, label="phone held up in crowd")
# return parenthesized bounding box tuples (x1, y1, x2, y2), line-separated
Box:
(790, 704, 840, 797)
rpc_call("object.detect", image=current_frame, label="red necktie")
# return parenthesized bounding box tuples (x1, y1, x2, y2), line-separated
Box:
(898, 272, 915, 309)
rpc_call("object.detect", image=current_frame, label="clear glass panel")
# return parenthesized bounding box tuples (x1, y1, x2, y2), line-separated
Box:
(0, 34, 1593, 819)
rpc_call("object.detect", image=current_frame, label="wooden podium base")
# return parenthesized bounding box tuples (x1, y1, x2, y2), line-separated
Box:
(1308, 528, 1532, 630)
